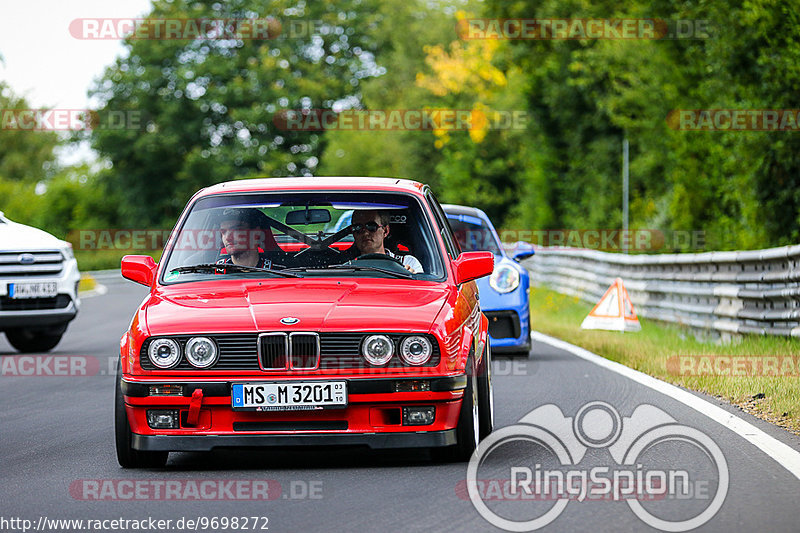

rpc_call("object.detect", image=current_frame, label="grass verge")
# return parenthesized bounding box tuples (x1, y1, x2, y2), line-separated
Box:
(530, 286, 800, 434)
(75, 249, 162, 272)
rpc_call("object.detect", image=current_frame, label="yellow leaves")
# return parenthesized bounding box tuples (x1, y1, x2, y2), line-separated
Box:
(416, 40, 507, 100)
(469, 104, 489, 143)
(416, 27, 510, 148)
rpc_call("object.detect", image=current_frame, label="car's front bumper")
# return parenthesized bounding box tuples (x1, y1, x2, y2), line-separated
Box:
(0, 257, 81, 329)
(133, 429, 458, 451)
(485, 309, 531, 352)
(122, 375, 467, 451)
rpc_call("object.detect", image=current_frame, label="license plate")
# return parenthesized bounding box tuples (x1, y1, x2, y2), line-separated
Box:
(231, 381, 347, 411)
(8, 282, 58, 299)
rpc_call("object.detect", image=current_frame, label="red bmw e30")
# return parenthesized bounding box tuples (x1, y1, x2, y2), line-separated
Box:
(116, 177, 494, 468)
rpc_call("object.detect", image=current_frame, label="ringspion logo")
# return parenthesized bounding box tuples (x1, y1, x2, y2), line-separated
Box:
(466, 402, 728, 531)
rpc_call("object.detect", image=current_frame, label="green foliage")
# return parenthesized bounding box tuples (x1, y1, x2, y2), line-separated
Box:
(0, 166, 120, 240)
(4, 1, 800, 253)
(481, 0, 800, 249)
(88, 0, 387, 227)
(0, 82, 59, 183)
(318, 0, 467, 190)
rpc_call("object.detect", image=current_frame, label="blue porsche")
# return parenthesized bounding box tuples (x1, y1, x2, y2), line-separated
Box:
(443, 205, 534, 356)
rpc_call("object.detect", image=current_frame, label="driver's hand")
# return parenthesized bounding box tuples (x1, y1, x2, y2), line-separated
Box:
(404, 264, 415, 273)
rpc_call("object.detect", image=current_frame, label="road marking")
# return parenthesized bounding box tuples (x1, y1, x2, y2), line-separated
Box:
(79, 283, 108, 299)
(531, 331, 800, 481)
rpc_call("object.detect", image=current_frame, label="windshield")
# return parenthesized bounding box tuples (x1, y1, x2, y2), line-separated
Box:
(446, 213, 502, 255)
(161, 191, 445, 283)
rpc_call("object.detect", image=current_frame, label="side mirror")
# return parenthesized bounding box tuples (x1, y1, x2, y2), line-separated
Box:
(510, 241, 535, 262)
(453, 251, 494, 285)
(121, 255, 157, 287)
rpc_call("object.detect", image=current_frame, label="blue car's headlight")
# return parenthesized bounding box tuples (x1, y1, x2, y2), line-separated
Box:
(489, 264, 520, 293)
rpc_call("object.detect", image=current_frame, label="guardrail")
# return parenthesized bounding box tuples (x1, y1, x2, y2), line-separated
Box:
(519, 245, 800, 338)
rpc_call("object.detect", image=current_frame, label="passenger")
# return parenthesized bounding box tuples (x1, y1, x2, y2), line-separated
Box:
(216, 208, 277, 268)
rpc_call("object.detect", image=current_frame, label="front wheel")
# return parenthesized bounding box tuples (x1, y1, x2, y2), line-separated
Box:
(115, 366, 168, 468)
(477, 342, 494, 439)
(432, 356, 480, 463)
(5, 326, 65, 353)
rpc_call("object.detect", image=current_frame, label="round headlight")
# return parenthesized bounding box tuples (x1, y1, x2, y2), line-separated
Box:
(361, 335, 394, 366)
(148, 338, 181, 369)
(489, 264, 520, 294)
(185, 337, 218, 368)
(399, 336, 433, 365)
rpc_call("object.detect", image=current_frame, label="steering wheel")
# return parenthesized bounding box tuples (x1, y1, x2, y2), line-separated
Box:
(354, 253, 404, 265)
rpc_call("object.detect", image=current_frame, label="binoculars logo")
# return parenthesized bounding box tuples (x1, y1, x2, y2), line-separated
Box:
(466, 401, 728, 531)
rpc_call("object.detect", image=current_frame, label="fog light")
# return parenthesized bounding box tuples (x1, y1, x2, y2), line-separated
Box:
(149, 384, 184, 396)
(394, 380, 430, 392)
(146, 409, 180, 429)
(402, 406, 435, 426)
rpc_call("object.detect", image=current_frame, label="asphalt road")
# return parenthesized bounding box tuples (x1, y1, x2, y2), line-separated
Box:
(1, 274, 799, 532)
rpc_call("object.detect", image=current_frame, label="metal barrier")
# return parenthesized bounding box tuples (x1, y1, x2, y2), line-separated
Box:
(520, 245, 800, 338)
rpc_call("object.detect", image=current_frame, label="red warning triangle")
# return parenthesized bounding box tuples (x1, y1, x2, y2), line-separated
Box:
(581, 277, 641, 332)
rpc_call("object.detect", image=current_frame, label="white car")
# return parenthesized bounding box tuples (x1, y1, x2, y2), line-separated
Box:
(0, 212, 81, 352)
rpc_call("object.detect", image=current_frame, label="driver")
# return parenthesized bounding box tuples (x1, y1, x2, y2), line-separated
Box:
(216, 208, 276, 269)
(350, 210, 423, 273)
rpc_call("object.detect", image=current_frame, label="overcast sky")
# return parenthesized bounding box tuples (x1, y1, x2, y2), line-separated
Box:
(0, 0, 153, 164)
(0, 0, 152, 108)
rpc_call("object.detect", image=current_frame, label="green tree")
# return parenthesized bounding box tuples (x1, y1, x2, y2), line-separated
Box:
(90, 0, 385, 227)
(0, 82, 60, 184)
(482, 0, 800, 250)
(318, 0, 468, 189)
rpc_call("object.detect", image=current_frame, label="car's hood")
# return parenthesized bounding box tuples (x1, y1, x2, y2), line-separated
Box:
(0, 219, 65, 250)
(145, 280, 451, 335)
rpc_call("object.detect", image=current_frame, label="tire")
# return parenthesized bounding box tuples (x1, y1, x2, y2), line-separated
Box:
(5, 327, 65, 353)
(115, 366, 168, 468)
(432, 356, 480, 463)
(477, 342, 494, 439)
(511, 343, 531, 358)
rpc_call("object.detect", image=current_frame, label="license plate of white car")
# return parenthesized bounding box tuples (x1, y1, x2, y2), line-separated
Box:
(8, 282, 58, 299)
(231, 381, 347, 411)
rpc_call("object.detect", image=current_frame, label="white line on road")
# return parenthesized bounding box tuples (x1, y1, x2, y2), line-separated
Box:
(79, 283, 108, 298)
(531, 331, 800, 482)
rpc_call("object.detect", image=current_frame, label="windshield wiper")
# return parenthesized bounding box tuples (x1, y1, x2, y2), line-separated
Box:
(170, 263, 302, 278)
(286, 265, 413, 279)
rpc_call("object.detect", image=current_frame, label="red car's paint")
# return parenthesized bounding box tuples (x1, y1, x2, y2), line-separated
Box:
(118, 177, 493, 455)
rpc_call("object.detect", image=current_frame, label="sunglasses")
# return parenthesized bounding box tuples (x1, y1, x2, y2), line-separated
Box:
(352, 222, 384, 233)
